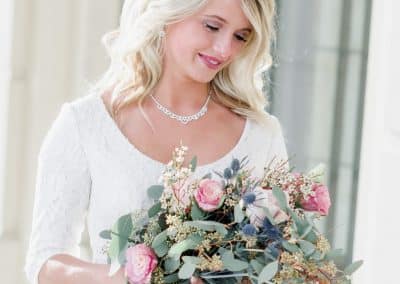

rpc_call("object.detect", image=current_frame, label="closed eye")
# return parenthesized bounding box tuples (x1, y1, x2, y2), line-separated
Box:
(204, 23, 248, 42)
(235, 34, 247, 42)
(205, 23, 219, 31)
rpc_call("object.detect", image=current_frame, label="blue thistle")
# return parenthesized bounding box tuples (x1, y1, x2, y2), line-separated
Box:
(242, 224, 257, 236)
(223, 168, 233, 179)
(242, 192, 256, 206)
(266, 241, 281, 259)
(231, 158, 240, 172)
(262, 218, 282, 241)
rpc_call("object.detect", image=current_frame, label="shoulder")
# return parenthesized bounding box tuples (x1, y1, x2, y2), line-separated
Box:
(251, 111, 286, 139)
(67, 91, 101, 117)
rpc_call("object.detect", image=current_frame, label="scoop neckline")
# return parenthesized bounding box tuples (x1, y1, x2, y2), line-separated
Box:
(94, 93, 251, 170)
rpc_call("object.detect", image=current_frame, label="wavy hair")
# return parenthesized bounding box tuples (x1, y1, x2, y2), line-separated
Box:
(91, 0, 277, 126)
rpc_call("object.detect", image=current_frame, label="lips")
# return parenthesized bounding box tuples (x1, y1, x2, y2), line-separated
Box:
(198, 53, 223, 70)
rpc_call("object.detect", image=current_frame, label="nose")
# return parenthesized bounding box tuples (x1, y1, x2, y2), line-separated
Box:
(213, 34, 234, 61)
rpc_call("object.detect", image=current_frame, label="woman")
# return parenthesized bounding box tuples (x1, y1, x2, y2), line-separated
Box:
(25, 0, 288, 283)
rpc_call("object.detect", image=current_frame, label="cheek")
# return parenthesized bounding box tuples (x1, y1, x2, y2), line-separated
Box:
(166, 25, 211, 60)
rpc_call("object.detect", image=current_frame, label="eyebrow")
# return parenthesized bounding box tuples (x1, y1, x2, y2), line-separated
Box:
(204, 14, 252, 32)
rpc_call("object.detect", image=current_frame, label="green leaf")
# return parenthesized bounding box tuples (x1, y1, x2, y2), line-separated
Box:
(99, 230, 112, 240)
(148, 202, 162, 218)
(250, 259, 264, 274)
(281, 240, 300, 253)
(164, 257, 181, 273)
(152, 230, 169, 257)
(325, 248, 345, 261)
(272, 187, 287, 211)
(298, 240, 315, 257)
(258, 260, 278, 282)
(299, 224, 314, 239)
(190, 156, 198, 172)
(221, 250, 248, 272)
(287, 207, 307, 230)
(234, 204, 245, 223)
(168, 234, 203, 260)
(184, 220, 228, 236)
(303, 229, 318, 243)
(178, 262, 196, 279)
(310, 250, 323, 261)
(344, 260, 363, 275)
(191, 200, 206, 220)
(108, 214, 133, 260)
(147, 185, 164, 200)
(182, 256, 201, 265)
(164, 273, 180, 283)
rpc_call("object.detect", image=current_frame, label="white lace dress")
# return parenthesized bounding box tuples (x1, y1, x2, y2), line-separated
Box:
(24, 91, 288, 284)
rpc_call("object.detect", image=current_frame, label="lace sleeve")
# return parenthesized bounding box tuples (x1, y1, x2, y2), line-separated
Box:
(24, 103, 92, 284)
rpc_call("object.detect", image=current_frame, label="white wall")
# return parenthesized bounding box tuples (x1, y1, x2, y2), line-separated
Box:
(0, 0, 120, 283)
(353, 0, 400, 283)
(0, 0, 13, 235)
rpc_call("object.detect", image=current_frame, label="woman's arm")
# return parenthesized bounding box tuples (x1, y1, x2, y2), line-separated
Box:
(38, 254, 125, 284)
(25, 103, 93, 283)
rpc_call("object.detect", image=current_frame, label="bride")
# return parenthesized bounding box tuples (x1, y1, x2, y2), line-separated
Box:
(25, 0, 287, 283)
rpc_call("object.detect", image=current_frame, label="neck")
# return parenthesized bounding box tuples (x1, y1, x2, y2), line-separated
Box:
(150, 74, 211, 114)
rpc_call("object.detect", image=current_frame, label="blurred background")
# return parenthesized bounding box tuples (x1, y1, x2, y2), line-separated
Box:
(0, 0, 399, 283)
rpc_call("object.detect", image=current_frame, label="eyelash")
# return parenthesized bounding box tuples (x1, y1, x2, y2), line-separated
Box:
(204, 24, 248, 42)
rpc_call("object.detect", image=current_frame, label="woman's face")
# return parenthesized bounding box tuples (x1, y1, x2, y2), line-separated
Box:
(163, 0, 253, 83)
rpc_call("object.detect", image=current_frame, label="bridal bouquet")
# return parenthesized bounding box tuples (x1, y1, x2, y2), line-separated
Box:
(100, 145, 362, 283)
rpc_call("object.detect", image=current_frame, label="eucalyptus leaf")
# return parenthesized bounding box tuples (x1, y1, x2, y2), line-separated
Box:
(191, 201, 206, 220)
(250, 259, 264, 274)
(234, 204, 245, 223)
(164, 257, 181, 273)
(287, 207, 307, 230)
(182, 256, 201, 265)
(108, 214, 133, 260)
(164, 273, 180, 283)
(168, 234, 203, 260)
(281, 240, 300, 253)
(344, 260, 363, 275)
(272, 187, 288, 212)
(99, 230, 112, 240)
(221, 251, 248, 271)
(152, 230, 168, 247)
(258, 260, 278, 282)
(299, 224, 314, 239)
(148, 202, 162, 218)
(147, 185, 164, 200)
(325, 248, 345, 261)
(152, 230, 169, 257)
(298, 240, 315, 256)
(178, 262, 196, 279)
(303, 230, 318, 243)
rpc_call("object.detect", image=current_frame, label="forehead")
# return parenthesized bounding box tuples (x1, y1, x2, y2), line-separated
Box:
(195, 0, 251, 29)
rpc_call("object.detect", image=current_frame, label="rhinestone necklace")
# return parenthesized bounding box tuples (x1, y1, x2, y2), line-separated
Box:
(150, 88, 212, 125)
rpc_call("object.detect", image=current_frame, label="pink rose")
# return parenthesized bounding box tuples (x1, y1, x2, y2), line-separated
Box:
(301, 184, 331, 215)
(125, 244, 158, 284)
(172, 175, 195, 208)
(194, 179, 225, 212)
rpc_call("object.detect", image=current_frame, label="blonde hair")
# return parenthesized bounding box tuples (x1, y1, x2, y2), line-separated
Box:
(92, 0, 277, 126)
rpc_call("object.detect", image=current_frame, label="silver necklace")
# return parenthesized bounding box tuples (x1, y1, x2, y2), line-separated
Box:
(150, 88, 212, 125)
